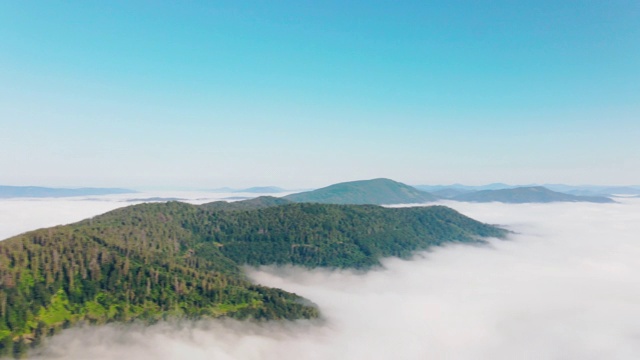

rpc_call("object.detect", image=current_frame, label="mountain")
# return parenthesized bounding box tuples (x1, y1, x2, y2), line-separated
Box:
(430, 188, 474, 199)
(205, 187, 288, 194)
(0, 186, 136, 198)
(0, 200, 506, 356)
(543, 184, 640, 197)
(451, 186, 615, 203)
(284, 178, 438, 205)
(415, 183, 640, 199)
(235, 186, 287, 193)
(124, 197, 186, 202)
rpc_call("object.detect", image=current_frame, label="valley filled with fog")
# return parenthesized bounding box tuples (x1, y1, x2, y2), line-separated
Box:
(2, 195, 639, 359)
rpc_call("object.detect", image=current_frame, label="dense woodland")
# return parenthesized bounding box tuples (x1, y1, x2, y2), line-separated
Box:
(0, 200, 506, 358)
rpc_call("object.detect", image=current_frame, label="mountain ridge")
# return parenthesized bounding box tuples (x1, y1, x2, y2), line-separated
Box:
(451, 186, 614, 203)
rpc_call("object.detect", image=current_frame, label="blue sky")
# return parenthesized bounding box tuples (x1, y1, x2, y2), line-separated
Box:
(1, 1, 638, 188)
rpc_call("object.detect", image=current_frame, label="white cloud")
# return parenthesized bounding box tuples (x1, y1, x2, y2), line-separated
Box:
(0, 198, 127, 241)
(6, 198, 640, 359)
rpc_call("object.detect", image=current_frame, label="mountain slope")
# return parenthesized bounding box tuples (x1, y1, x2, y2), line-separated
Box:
(452, 186, 614, 203)
(430, 188, 474, 199)
(200, 196, 292, 212)
(415, 183, 514, 192)
(284, 178, 438, 205)
(0, 201, 506, 356)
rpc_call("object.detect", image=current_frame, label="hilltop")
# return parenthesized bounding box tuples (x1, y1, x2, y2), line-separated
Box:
(284, 178, 438, 205)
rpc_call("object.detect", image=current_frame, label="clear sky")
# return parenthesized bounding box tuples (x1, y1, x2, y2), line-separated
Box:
(1, 1, 638, 189)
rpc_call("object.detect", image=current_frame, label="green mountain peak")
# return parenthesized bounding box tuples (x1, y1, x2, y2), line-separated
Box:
(284, 178, 438, 205)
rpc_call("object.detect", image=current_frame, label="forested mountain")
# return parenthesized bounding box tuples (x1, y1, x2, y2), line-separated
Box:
(0, 201, 506, 358)
(284, 178, 438, 205)
(206, 186, 287, 193)
(0, 186, 135, 198)
(451, 186, 615, 203)
(237, 187, 287, 193)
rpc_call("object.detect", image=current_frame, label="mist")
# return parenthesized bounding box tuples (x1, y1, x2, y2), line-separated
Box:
(3, 197, 640, 359)
(0, 191, 272, 241)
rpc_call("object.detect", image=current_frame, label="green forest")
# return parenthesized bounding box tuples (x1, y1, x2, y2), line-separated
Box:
(0, 200, 506, 358)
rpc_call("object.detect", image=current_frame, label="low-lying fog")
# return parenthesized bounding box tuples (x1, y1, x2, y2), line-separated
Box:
(0, 191, 279, 241)
(3, 196, 639, 359)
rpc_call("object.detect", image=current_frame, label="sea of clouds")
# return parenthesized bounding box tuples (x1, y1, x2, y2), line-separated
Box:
(2, 195, 639, 359)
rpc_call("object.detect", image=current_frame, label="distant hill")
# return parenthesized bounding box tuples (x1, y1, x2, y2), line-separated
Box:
(124, 197, 186, 203)
(0, 201, 506, 356)
(206, 186, 288, 193)
(236, 186, 287, 193)
(0, 186, 136, 198)
(452, 186, 615, 203)
(543, 184, 640, 197)
(415, 183, 640, 198)
(284, 178, 438, 205)
(200, 196, 292, 211)
(430, 188, 474, 199)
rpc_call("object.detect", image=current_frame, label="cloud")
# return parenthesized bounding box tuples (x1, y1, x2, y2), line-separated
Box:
(0, 199, 127, 241)
(6, 198, 640, 359)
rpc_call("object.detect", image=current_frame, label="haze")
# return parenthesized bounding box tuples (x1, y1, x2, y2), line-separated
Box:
(2, 196, 637, 359)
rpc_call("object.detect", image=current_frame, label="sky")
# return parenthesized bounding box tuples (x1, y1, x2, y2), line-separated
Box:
(1, 196, 636, 359)
(1, 1, 638, 188)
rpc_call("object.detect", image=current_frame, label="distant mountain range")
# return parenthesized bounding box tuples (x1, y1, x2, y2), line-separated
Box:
(207, 186, 288, 193)
(415, 183, 515, 192)
(199, 180, 617, 206)
(278, 179, 615, 205)
(542, 184, 640, 197)
(450, 186, 615, 203)
(124, 197, 186, 203)
(236, 186, 288, 193)
(1, 180, 626, 204)
(416, 183, 640, 198)
(283, 178, 438, 205)
(0, 186, 136, 198)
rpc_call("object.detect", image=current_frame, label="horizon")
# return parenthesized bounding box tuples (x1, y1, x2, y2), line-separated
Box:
(2, 178, 640, 191)
(2, 178, 640, 196)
